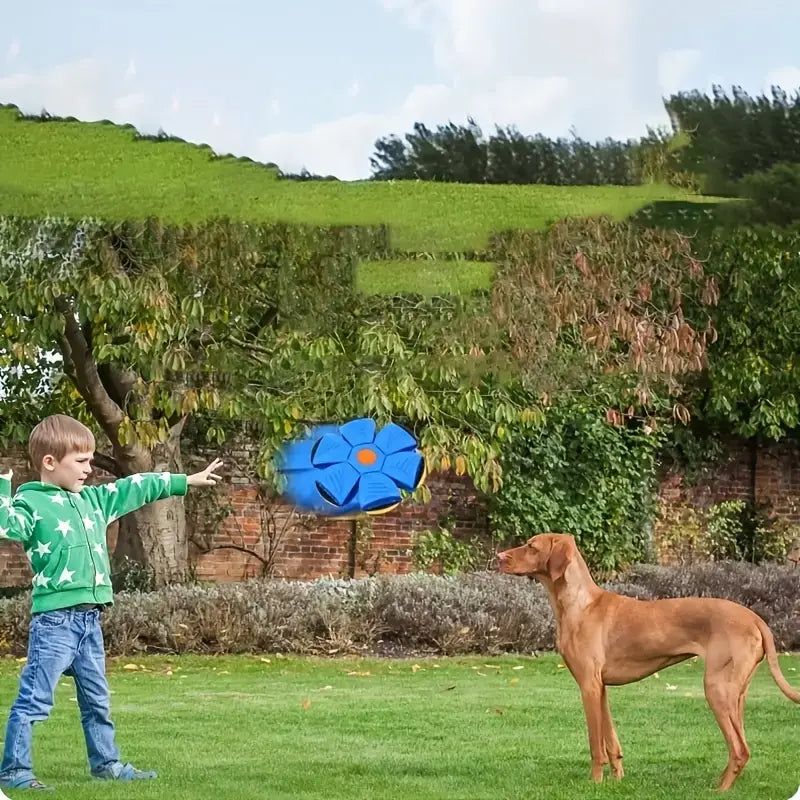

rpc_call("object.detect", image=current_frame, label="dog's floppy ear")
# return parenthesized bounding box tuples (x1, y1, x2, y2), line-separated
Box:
(547, 538, 571, 582)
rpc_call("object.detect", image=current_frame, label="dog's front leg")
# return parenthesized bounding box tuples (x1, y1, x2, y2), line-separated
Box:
(576, 673, 607, 782)
(601, 686, 624, 779)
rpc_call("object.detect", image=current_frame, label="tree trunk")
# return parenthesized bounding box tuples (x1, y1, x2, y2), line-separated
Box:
(113, 419, 188, 587)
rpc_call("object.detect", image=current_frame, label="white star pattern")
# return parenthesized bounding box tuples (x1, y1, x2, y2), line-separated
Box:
(160, 472, 170, 484)
(34, 540, 51, 557)
(32, 511, 42, 522)
(82, 515, 95, 531)
(33, 572, 50, 587)
(57, 567, 75, 584)
(50, 494, 66, 506)
(106, 483, 118, 493)
(0, 526, 8, 539)
(131, 474, 144, 486)
(0, 496, 10, 508)
(95, 572, 106, 586)
(95, 509, 104, 517)
(10, 510, 24, 523)
(93, 543, 104, 556)
(56, 519, 72, 537)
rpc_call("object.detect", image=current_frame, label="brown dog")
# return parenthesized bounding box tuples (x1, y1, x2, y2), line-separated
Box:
(497, 533, 800, 791)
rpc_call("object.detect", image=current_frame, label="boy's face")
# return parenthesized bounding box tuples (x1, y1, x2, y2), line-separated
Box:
(41, 450, 94, 493)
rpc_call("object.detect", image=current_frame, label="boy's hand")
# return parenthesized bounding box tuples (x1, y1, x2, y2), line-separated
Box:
(0, 469, 12, 481)
(187, 459, 223, 488)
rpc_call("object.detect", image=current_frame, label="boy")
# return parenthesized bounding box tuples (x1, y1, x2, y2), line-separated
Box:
(0, 414, 223, 790)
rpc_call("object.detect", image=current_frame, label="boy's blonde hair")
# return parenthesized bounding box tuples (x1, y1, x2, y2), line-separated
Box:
(28, 414, 96, 468)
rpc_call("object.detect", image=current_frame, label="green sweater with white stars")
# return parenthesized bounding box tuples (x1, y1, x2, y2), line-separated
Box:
(0, 472, 187, 613)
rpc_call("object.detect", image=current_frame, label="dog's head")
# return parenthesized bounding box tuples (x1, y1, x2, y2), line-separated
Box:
(496, 533, 576, 582)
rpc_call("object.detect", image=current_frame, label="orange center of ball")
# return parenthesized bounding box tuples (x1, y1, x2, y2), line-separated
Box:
(356, 448, 377, 466)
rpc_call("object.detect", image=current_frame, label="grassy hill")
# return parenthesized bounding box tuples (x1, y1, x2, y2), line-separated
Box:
(0, 105, 722, 293)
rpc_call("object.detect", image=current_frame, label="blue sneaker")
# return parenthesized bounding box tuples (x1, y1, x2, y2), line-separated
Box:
(0, 775, 55, 790)
(92, 762, 157, 781)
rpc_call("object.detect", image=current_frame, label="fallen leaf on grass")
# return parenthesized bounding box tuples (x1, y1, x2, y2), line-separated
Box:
(513, 665, 524, 671)
(123, 664, 138, 671)
(666, 684, 678, 691)
(443, 685, 456, 691)
(411, 664, 423, 673)
(509, 678, 519, 686)
(301, 698, 311, 710)
(319, 685, 333, 691)
(346, 671, 372, 677)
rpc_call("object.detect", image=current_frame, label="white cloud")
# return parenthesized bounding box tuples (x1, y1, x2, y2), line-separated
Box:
(125, 58, 136, 79)
(114, 91, 146, 113)
(260, 0, 643, 178)
(6, 40, 20, 62)
(383, 0, 634, 82)
(658, 49, 702, 97)
(257, 75, 571, 179)
(764, 65, 800, 95)
(0, 58, 109, 119)
(0, 57, 163, 134)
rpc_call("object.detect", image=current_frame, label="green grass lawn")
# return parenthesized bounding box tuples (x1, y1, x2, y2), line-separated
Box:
(1, 653, 798, 799)
(0, 107, 717, 254)
(357, 258, 496, 295)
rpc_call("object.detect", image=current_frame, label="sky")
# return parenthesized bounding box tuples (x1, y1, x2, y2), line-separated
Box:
(3, 0, 800, 180)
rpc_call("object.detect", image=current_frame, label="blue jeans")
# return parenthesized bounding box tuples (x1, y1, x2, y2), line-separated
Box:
(0, 607, 121, 783)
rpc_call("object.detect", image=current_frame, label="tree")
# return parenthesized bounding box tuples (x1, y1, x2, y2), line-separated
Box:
(491, 216, 720, 417)
(0, 214, 380, 585)
(690, 225, 800, 440)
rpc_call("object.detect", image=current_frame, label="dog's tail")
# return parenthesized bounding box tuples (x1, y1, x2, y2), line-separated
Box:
(755, 616, 800, 703)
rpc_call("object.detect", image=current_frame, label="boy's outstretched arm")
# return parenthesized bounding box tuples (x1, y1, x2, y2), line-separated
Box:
(87, 459, 224, 523)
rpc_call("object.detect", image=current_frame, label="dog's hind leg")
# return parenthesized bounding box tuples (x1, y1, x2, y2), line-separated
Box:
(703, 639, 761, 791)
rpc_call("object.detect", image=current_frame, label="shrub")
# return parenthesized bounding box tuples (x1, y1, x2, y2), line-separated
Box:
(2, 564, 797, 657)
(728, 163, 800, 226)
(410, 526, 490, 575)
(657, 499, 797, 565)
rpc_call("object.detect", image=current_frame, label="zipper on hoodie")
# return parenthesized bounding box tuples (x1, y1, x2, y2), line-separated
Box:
(69, 493, 98, 598)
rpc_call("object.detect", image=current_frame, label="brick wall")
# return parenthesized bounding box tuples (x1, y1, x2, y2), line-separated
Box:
(188, 472, 488, 582)
(657, 438, 800, 521)
(2, 438, 798, 588)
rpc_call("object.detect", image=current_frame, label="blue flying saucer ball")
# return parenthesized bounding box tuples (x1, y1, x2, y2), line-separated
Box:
(276, 418, 426, 516)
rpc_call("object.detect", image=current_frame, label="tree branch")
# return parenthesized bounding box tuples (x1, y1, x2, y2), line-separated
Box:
(91, 451, 123, 477)
(98, 363, 138, 411)
(55, 296, 131, 455)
